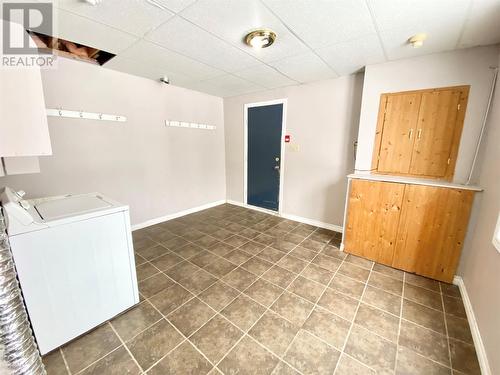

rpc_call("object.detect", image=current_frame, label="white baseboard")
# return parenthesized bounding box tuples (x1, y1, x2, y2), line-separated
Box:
(226, 199, 343, 233)
(281, 213, 343, 233)
(131, 200, 226, 231)
(453, 275, 492, 375)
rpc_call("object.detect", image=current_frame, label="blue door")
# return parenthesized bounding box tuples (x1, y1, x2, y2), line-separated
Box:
(247, 103, 283, 211)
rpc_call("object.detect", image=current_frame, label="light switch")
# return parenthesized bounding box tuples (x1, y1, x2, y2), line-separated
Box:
(289, 144, 300, 152)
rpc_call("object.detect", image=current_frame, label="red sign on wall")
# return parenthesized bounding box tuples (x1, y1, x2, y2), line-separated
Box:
(284, 135, 291, 143)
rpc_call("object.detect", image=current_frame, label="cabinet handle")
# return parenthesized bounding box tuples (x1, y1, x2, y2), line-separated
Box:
(417, 128, 422, 139)
(409, 128, 414, 139)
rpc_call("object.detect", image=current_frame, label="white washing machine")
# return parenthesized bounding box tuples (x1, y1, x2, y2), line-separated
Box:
(0, 187, 139, 355)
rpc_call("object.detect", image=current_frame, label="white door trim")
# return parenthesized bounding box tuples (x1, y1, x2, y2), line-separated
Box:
(244, 99, 287, 215)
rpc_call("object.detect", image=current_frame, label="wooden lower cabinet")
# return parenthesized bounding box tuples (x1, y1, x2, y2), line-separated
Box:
(344, 179, 474, 282)
(344, 180, 404, 265)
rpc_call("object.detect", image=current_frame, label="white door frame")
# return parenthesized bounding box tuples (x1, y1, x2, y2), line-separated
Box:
(244, 98, 287, 215)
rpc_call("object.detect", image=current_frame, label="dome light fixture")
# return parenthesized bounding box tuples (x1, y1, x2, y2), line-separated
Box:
(245, 29, 277, 49)
(409, 33, 427, 48)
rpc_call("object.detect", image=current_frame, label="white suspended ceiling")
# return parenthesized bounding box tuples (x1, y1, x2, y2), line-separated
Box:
(46, 0, 500, 97)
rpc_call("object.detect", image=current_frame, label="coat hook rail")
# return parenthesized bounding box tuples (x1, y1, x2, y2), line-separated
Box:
(165, 120, 216, 130)
(46, 108, 127, 122)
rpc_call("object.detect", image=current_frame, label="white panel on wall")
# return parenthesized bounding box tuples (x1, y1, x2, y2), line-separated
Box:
(0, 21, 52, 158)
(3, 157, 40, 175)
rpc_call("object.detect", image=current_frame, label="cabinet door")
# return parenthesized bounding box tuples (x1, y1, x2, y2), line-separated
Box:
(344, 180, 405, 265)
(392, 184, 473, 282)
(409, 90, 461, 178)
(377, 93, 421, 174)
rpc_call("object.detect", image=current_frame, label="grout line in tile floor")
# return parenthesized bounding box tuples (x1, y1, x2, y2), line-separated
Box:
(107, 321, 145, 374)
(141, 242, 463, 372)
(285, 249, 371, 375)
(47, 205, 476, 375)
(75, 343, 124, 375)
(441, 282, 454, 370)
(185, 209, 463, 372)
(59, 215, 265, 374)
(334, 259, 375, 373)
(209, 223, 323, 374)
(138, 249, 462, 338)
(294, 247, 347, 373)
(138, 230, 460, 372)
(134, 214, 316, 374)
(58, 347, 71, 375)
(183, 213, 447, 372)
(237, 231, 377, 374)
(394, 271, 406, 373)
(143, 302, 214, 373)
(138, 223, 308, 373)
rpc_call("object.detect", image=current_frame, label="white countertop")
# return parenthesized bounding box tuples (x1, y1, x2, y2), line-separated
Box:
(347, 173, 483, 192)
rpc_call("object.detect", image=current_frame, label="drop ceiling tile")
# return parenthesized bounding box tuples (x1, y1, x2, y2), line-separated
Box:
(55, 0, 174, 37)
(380, 24, 461, 61)
(315, 34, 385, 76)
(262, 0, 376, 49)
(368, 0, 471, 32)
(145, 16, 260, 72)
(53, 8, 138, 53)
(104, 55, 195, 86)
(186, 74, 265, 97)
(459, 0, 500, 48)
(180, 0, 309, 62)
(233, 64, 297, 89)
(269, 52, 338, 83)
(118, 40, 224, 80)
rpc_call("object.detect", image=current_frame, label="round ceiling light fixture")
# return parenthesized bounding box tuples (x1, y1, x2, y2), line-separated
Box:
(245, 29, 277, 49)
(408, 33, 427, 48)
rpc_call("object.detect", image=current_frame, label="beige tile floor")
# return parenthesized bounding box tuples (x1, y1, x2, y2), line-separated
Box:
(42, 204, 480, 375)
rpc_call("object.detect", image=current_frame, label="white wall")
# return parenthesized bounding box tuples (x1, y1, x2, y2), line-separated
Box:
(458, 53, 500, 375)
(355, 45, 499, 183)
(224, 74, 364, 228)
(0, 58, 226, 226)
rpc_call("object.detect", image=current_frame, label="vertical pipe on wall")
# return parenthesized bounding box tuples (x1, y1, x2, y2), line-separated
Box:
(0, 208, 45, 375)
(466, 66, 499, 185)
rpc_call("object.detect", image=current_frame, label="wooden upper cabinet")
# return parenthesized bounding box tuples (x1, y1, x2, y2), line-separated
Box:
(410, 90, 461, 177)
(372, 86, 469, 180)
(376, 93, 421, 174)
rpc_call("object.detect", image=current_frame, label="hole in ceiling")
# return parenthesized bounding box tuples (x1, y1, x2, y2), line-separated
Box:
(28, 30, 115, 66)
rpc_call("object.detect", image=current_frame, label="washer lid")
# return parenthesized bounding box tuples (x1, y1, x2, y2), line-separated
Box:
(35, 195, 113, 221)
